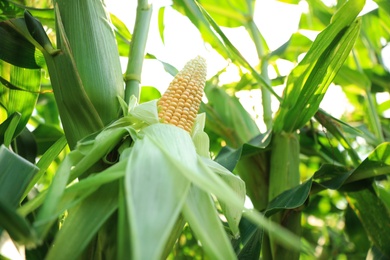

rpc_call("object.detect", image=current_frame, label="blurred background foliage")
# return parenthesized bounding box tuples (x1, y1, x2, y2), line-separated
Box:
(1, 0, 390, 259)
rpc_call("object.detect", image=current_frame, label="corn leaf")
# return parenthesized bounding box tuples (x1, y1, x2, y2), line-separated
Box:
(265, 179, 312, 217)
(0, 200, 36, 246)
(110, 12, 131, 57)
(172, 0, 231, 59)
(274, 0, 365, 133)
(0, 60, 40, 139)
(4, 12, 104, 148)
(0, 112, 20, 147)
(347, 186, 390, 257)
(0, 145, 38, 208)
(0, 145, 38, 245)
(197, 0, 252, 28)
(243, 210, 314, 255)
(33, 150, 83, 240)
(232, 218, 262, 259)
(202, 83, 260, 147)
(158, 7, 165, 44)
(194, 2, 278, 98)
(145, 53, 179, 76)
(201, 157, 245, 237)
(138, 124, 308, 253)
(124, 124, 192, 259)
(346, 142, 390, 183)
(215, 131, 271, 210)
(182, 186, 236, 259)
(271, 32, 313, 62)
(45, 182, 119, 260)
(33, 123, 131, 239)
(314, 110, 361, 165)
(0, 21, 44, 69)
(32, 124, 64, 156)
(215, 131, 272, 172)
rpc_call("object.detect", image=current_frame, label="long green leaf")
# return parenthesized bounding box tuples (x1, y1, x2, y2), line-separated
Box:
(0, 145, 38, 208)
(182, 186, 236, 259)
(0, 21, 44, 69)
(5, 13, 104, 148)
(274, 0, 365, 133)
(347, 186, 390, 257)
(0, 60, 40, 139)
(0, 145, 38, 246)
(0, 200, 36, 246)
(45, 182, 119, 260)
(22, 136, 67, 199)
(0, 112, 20, 147)
(201, 157, 245, 237)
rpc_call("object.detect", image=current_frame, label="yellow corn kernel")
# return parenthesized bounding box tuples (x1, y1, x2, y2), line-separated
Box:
(158, 56, 207, 132)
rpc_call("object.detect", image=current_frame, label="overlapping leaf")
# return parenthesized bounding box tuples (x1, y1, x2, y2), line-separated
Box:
(273, 0, 365, 133)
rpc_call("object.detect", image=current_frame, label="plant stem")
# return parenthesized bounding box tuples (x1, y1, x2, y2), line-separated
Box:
(124, 0, 152, 104)
(268, 131, 301, 260)
(246, 20, 273, 130)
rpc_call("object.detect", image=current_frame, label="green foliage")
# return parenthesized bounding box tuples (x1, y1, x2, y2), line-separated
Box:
(1, 0, 390, 259)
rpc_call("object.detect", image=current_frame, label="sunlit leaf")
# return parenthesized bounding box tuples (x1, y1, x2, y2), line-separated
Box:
(0, 20, 44, 68)
(197, 0, 252, 27)
(111, 12, 132, 57)
(274, 0, 364, 133)
(0, 60, 41, 139)
(158, 6, 165, 44)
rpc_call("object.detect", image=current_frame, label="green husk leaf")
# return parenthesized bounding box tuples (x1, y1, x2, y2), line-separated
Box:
(201, 157, 245, 237)
(54, 0, 124, 125)
(182, 185, 236, 259)
(139, 124, 309, 254)
(124, 124, 192, 259)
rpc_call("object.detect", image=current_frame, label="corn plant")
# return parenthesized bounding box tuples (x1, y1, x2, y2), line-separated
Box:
(1, 0, 390, 259)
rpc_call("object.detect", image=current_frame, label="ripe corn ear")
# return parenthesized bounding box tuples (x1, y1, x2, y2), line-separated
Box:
(158, 56, 207, 133)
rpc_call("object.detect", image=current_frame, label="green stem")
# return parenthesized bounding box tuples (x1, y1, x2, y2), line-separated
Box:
(245, 20, 273, 130)
(268, 131, 301, 260)
(124, 0, 152, 104)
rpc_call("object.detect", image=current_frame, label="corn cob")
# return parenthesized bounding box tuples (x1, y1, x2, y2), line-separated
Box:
(158, 56, 207, 133)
